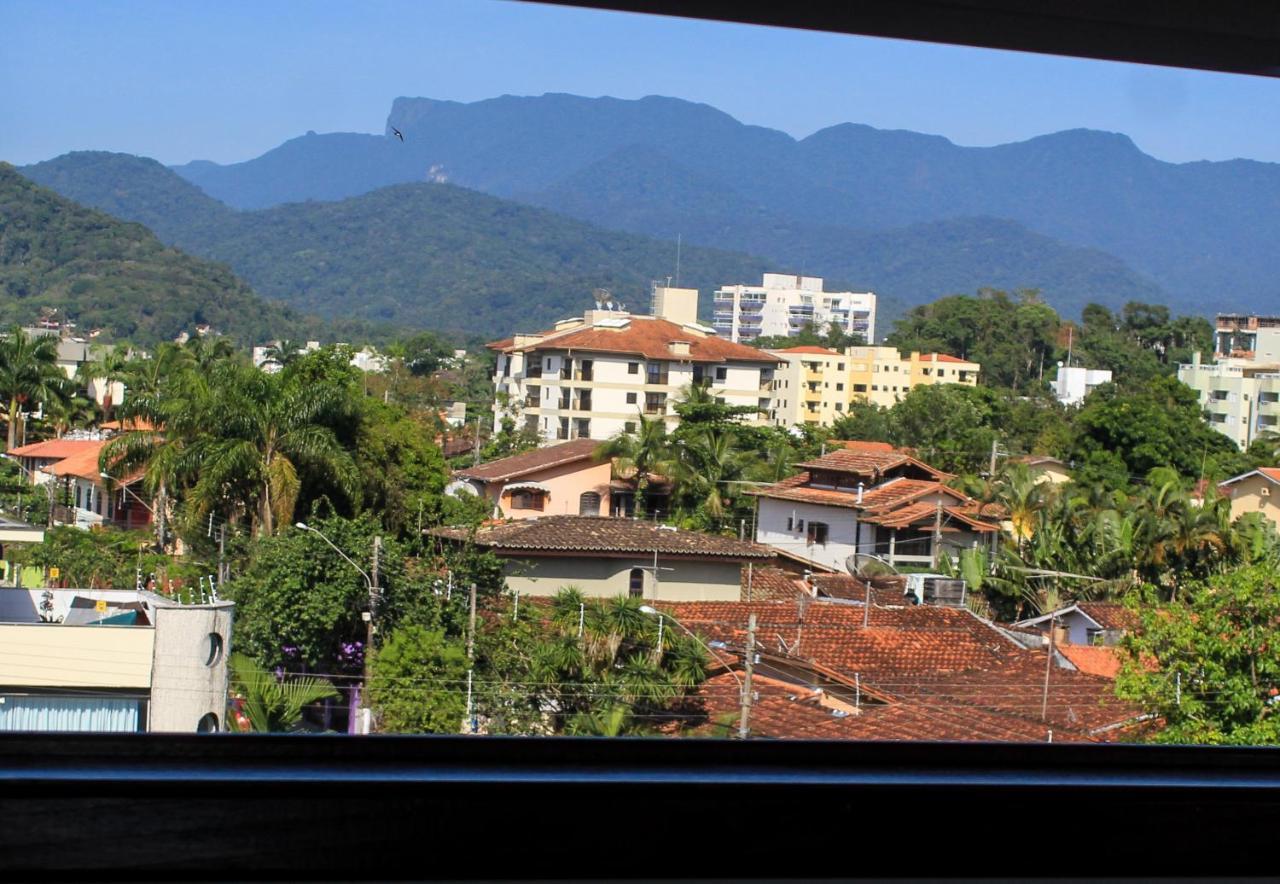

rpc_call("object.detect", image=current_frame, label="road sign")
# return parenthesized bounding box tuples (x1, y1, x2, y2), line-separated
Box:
(49, 567, 60, 579)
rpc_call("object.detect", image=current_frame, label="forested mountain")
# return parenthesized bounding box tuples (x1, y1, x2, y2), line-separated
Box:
(25, 151, 1166, 333)
(167, 93, 1280, 315)
(20, 154, 782, 336)
(0, 164, 341, 347)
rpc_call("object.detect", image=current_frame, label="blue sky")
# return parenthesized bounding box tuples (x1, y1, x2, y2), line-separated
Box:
(3, 0, 1278, 167)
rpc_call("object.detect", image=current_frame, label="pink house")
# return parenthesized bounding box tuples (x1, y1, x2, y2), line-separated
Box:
(450, 439, 612, 520)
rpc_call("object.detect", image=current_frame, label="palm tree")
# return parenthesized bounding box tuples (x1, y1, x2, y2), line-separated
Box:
(186, 362, 358, 536)
(228, 653, 338, 732)
(262, 339, 306, 370)
(43, 391, 96, 438)
(120, 342, 193, 401)
(0, 326, 69, 450)
(596, 414, 672, 518)
(671, 427, 759, 526)
(76, 344, 131, 423)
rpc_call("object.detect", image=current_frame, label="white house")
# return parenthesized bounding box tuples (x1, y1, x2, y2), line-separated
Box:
(1052, 365, 1112, 406)
(750, 445, 1001, 571)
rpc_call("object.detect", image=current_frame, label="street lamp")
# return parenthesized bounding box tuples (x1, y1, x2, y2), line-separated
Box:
(296, 521, 381, 735)
(639, 605, 754, 739)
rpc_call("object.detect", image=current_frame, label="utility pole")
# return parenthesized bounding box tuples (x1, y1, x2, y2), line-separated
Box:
(467, 583, 478, 661)
(738, 613, 756, 740)
(472, 419, 481, 466)
(932, 499, 944, 569)
(360, 536, 381, 736)
(989, 438, 999, 477)
(1041, 613, 1056, 722)
(217, 524, 227, 586)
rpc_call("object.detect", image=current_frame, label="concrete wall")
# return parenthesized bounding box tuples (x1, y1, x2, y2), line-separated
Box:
(756, 498, 859, 571)
(148, 603, 234, 733)
(0, 622, 154, 688)
(502, 555, 742, 601)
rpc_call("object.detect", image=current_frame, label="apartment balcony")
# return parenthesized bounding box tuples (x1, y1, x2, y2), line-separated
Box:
(524, 394, 541, 409)
(525, 365, 543, 379)
(645, 373, 670, 386)
(558, 398, 572, 411)
(574, 368, 594, 382)
(573, 396, 592, 411)
(804, 370, 824, 383)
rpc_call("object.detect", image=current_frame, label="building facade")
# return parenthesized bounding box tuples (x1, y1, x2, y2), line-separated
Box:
(712, 274, 876, 344)
(1052, 365, 1113, 406)
(1178, 316, 1280, 449)
(450, 438, 612, 520)
(1217, 468, 1280, 529)
(750, 447, 1000, 570)
(0, 587, 233, 733)
(431, 516, 774, 602)
(491, 288, 776, 444)
(767, 346, 982, 426)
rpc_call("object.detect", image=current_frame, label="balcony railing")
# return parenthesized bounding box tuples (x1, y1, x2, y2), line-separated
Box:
(645, 372, 669, 386)
(573, 397, 592, 411)
(524, 394, 540, 408)
(525, 365, 543, 379)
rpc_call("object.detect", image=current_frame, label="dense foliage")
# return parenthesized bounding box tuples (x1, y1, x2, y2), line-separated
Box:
(0, 164, 342, 347)
(1117, 563, 1280, 745)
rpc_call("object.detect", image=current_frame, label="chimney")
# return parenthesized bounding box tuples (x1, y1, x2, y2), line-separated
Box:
(668, 341, 691, 357)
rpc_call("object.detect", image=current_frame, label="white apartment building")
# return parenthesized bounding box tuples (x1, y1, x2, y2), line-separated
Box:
(1052, 365, 1113, 406)
(712, 274, 876, 344)
(1178, 315, 1280, 450)
(490, 287, 776, 443)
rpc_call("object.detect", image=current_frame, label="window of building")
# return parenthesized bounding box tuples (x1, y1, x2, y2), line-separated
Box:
(626, 392, 637, 404)
(836, 383, 844, 391)
(629, 568, 644, 598)
(715, 367, 727, 381)
(807, 521, 829, 546)
(624, 421, 636, 433)
(837, 363, 845, 371)
(628, 362, 639, 374)
(579, 492, 601, 515)
(786, 516, 793, 531)
(796, 519, 805, 532)
(871, 385, 878, 392)
(511, 490, 546, 511)
(835, 402, 843, 411)
(854, 384, 867, 393)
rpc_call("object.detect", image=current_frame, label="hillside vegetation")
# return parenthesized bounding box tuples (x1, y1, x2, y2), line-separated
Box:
(0, 164, 345, 346)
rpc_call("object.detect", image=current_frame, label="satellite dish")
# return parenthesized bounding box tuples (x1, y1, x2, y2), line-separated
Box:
(845, 554, 900, 579)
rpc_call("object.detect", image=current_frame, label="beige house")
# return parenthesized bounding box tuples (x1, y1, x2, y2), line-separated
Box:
(767, 346, 849, 426)
(1008, 455, 1073, 485)
(1217, 468, 1280, 526)
(768, 346, 982, 426)
(0, 587, 233, 732)
(450, 438, 612, 520)
(430, 516, 774, 601)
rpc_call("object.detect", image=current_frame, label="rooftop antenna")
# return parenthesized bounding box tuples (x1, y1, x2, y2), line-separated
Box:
(675, 233, 681, 288)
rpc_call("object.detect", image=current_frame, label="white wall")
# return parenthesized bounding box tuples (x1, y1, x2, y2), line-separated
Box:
(756, 498, 859, 571)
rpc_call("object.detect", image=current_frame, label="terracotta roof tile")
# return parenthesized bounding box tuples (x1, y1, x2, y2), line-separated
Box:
(1076, 602, 1139, 632)
(742, 566, 809, 601)
(832, 440, 897, 453)
(1057, 644, 1122, 679)
(497, 316, 775, 364)
(6, 439, 102, 459)
(771, 346, 840, 355)
(917, 353, 973, 364)
(454, 439, 604, 482)
(430, 515, 774, 559)
(793, 448, 952, 480)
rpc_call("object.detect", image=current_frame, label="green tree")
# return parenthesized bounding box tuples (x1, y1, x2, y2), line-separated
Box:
(596, 413, 673, 518)
(368, 626, 469, 733)
(1117, 563, 1280, 745)
(228, 652, 339, 733)
(0, 326, 69, 450)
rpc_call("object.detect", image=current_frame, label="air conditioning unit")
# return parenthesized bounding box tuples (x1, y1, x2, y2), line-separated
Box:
(904, 574, 967, 607)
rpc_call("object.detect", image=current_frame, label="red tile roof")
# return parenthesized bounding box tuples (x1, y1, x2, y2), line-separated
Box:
(1057, 644, 1122, 679)
(430, 515, 774, 559)
(454, 439, 604, 482)
(44, 445, 107, 481)
(742, 566, 809, 601)
(772, 346, 840, 355)
(1076, 602, 1139, 632)
(832, 440, 897, 453)
(6, 438, 102, 460)
(491, 316, 775, 364)
(793, 448, 952, 480)
(1263, 467, 1280, 482)
(810, 574, 909, 605)
(657, 599, 1019, 678)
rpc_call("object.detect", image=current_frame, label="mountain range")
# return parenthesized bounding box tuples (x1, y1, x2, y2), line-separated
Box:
(0, 164, 341, 347)
(166, 93, 1280, 318)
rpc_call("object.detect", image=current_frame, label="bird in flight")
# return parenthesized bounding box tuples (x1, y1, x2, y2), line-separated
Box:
(390, 126, 404, 142)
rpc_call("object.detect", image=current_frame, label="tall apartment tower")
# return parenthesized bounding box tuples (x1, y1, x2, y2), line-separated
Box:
(712, 273, 876, 344)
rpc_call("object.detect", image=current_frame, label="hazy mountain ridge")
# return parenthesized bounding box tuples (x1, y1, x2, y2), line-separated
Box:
(167, 93, 1280, 314)
(25, 151, 1171, 334)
